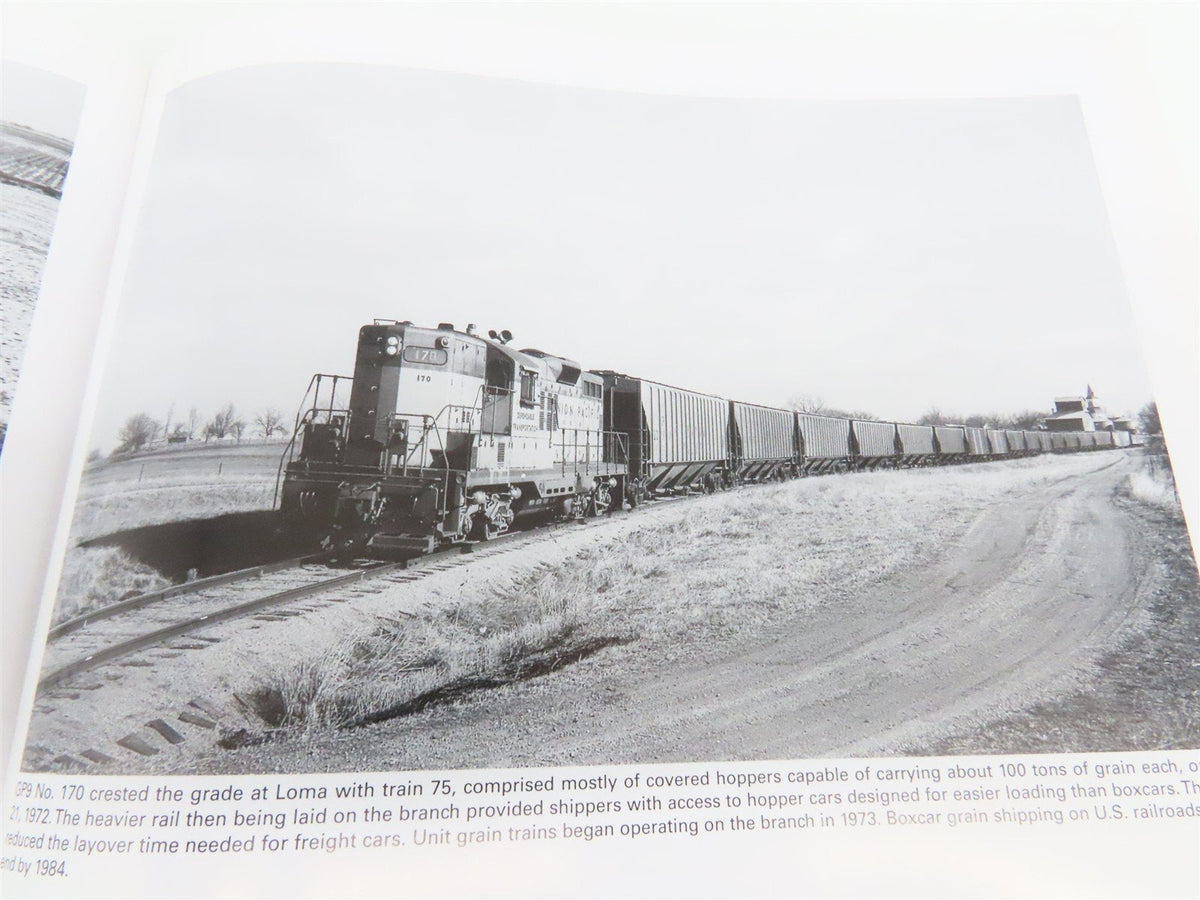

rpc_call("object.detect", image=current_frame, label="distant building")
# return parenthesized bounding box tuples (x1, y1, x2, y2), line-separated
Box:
(1111, 417, 1136, 432)
(1043, 385, 1128, 433)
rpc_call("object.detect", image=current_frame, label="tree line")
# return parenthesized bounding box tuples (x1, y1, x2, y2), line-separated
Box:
(789, 394, 1047, 428)
(113, 405, 289, 455)
(790, 395, 1160, 433)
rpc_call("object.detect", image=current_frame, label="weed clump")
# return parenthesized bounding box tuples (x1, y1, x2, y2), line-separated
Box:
(53, 546, 169, 625)
(261, 564, 604, 729)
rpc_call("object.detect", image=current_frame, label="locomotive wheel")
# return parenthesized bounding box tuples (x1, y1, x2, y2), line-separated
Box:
(586, 484, 611, 517)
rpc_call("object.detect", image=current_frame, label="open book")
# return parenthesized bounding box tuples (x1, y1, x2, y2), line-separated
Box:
(3, 4, 1198, 896)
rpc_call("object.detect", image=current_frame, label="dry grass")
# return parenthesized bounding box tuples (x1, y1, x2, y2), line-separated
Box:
(263, 566, 596, 728)
(52, 546, 170, 625)
(1126, 443, 1181, 510)
(50, 443, 280, 623)
(255, 455, 1107, 733)
(68, 441, 284, 541)
(69, 480, 275, 544)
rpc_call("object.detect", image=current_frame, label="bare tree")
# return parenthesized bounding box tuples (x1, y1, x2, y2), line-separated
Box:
(255, 408, 286, 439)
(206, 404, 240, 440)
(787, 394, 829, 414)
(917, 407, 948, 427)
(187, 407, 201, 440)
(1138, 401, 1161, 435)
(230, 419, 247, 443)
(1002, 410, 1046, 430)
(116, 413, 160, 453)
(787, 395, 877, 420)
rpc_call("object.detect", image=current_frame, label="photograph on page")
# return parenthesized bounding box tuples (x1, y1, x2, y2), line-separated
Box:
(0, 61, 86, 456)
(17, 63, 1197, 777)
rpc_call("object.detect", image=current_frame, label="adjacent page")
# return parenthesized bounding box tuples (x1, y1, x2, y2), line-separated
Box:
(0, 62, 85, 452)
(3, 4, 1198, 897)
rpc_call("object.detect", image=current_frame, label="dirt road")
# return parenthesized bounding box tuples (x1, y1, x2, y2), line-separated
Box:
(208, 451, 1159, 772)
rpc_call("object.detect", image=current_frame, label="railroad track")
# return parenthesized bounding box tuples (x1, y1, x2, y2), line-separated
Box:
(36, 519, 603, 696)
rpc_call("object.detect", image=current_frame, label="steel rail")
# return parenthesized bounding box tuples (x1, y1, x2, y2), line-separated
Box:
(38, 561, 405, 693)
(37, 523, 556, 694)
(47, 552, 334, 642)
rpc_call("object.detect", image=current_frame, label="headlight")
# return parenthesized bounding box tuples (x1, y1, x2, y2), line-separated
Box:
(385, 346, 398, 355)
(387, 335, 399, 346)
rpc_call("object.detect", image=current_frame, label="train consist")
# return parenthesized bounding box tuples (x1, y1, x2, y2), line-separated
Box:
(277, 321, 1133, 553)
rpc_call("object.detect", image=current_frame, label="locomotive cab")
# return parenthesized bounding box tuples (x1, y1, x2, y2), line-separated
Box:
(344, 321, 488, 472)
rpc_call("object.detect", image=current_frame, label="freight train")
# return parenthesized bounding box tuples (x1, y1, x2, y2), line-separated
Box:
(276, 321, 1133, 553)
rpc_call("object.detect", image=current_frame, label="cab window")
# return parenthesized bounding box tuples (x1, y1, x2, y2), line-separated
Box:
(520, 370, 537, 407)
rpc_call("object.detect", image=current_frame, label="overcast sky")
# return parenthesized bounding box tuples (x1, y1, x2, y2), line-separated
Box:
(93, 64, 1149, 450)
(1, 61, 85, 141)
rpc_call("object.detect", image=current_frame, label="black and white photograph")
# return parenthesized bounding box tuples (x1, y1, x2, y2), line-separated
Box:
(19, 63, 1198, 775)
(0, 62, 85, 455)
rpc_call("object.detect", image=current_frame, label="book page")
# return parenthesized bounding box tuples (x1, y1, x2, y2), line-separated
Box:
(3, 3, 1197, 897)
(1, 26, 153, 770)
(0, 63, 84, 455)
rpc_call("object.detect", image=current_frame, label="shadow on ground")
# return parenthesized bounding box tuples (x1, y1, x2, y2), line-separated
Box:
(81, 511, 312, 580)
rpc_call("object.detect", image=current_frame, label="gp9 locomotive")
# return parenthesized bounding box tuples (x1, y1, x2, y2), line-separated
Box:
(278, 321, 628, 552)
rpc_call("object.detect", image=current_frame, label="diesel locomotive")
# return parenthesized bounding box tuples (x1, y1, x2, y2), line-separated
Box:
(277, 321, 627, 552)
(277, 320, 1133, 553)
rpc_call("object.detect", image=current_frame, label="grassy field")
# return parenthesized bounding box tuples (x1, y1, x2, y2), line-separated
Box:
(72, 440, 285, 540)
(1, 181, 62, 449)
(50, 440, 285, 624)
(251, 453, 1132, 734)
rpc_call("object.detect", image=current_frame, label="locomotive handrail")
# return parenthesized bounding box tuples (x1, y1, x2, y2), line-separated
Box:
(557, 428, 629, 476)
(274, 373, 351, 508)
(387, 401, 481, 475)
(273, 404, 353, 508)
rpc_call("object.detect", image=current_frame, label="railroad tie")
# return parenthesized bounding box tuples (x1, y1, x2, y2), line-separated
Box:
(146, 719, 186, 744)
(178, 710, 217, 729)
(189, 697, 229, 719)
(80, 749, 115, 764)
(116, 733, 160, 756)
